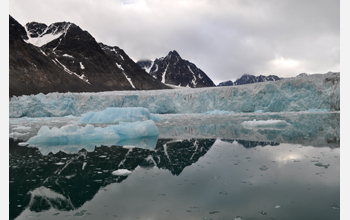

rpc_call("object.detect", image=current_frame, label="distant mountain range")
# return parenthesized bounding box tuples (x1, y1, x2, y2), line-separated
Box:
(217, 74, 281, 86)
(10, 14, 286, 97)
(137, 50, 216, 88)
(9, 15, 170, 97)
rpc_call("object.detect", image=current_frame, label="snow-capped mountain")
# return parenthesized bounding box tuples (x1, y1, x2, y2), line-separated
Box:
(232, 74, 280, 86)
(137, 50, 215, 88)
(217, 80, 234, 87)
(217, 74, 280, 87)
(9, 15, 170, 97)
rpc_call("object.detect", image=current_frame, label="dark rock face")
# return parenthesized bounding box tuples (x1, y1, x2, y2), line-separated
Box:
(137, 50, 215, 88)
(217, 80, 234, 87)
(9, 15, 170, 97)
(233, 74, 280, 86)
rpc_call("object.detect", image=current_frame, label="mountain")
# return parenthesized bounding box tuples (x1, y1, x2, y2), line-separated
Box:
(217, 74, 280, 87)
(232, 74, 280, 86)
(9, 15, 170, 97)
(217, 80, 233, 87)
(137, 50, 215, 88)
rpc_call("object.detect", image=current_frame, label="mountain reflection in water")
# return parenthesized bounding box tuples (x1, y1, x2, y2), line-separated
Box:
(9, 138, 215, 219)
(9, 112, 340, 220)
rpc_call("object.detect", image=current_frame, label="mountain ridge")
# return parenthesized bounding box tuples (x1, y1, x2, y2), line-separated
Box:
(9, 15, 170, 97)
(217, 74, 281, 86)
(137, 50, 215, 88)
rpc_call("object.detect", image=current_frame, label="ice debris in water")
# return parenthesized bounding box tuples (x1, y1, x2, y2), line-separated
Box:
(203, 110, 231, 115)
(234, 217, 243, 220)
(258, 211, 267, 215)
(275, 205, 281, 208)
(314, 162, 330, 168)
(259, 165, 268, 171)
(27, 120, 159, 146)
(78, 107, 161, 124)
(112, 169, 132, 176)
(242, 119, 289, 130)
(331, 203, 340, 210)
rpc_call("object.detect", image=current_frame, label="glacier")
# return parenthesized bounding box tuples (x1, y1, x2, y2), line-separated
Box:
(9, 72, 340, 118)
(77, 107, 161, 124)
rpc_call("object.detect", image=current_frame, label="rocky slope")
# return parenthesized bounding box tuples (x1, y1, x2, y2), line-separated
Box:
(217, 74, 280, 86)
(137, 50, 215, 88)
(9, 15, 170, 97)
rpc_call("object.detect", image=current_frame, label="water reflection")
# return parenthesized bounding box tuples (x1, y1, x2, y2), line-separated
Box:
(11, 137, 339, 220)
(9, 112, 340, 220)
(9, 138, 215, 220)
(157, 112, 340, 147)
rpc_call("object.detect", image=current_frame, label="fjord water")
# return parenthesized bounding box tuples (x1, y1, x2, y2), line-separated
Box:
(9, 112, 340, 220)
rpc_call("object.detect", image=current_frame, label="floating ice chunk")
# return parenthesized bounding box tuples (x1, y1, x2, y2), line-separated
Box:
(78, 107, 160, 124)
(258, 211, 267, 215)
(9, 132, 29, 137)
(18, 142, 29, 146)
(27, 120, 159, 146)
(112, 169, 132, 176)
(12, 126, 32, 131)
(55, 162, 65, 165)
(307, 109, 329, 112)
(275, 205, 281, 208)
(314, 162, 330, 168)
(242, 119, 289, 130)
(203, 110, 231, 115)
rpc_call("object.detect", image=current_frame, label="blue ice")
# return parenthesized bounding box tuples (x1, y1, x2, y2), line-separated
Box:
(27, 120, 159, 146)
(78, 107, 161, 124)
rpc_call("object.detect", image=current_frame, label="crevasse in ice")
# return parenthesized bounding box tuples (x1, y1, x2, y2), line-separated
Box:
(9, 72, 339, 118)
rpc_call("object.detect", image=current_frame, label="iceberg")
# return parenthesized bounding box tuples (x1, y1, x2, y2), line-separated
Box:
(112, 169, 132, 176)
(27, 120, 159, 146)
(78, 107, 161, 124)
(241, 119, 290, 130)
(9, 72, 340, 118)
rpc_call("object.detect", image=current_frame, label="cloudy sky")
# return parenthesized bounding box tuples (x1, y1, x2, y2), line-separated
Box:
(9, 0, 339, 84)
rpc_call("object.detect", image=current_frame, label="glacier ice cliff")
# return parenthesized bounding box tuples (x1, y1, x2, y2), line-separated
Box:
(9, 72, 339, 118)
(78, 107, 161, 124)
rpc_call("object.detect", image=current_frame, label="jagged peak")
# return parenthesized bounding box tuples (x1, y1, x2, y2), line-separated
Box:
(164, 50, 182, 62)
(168, 50, 180, 57)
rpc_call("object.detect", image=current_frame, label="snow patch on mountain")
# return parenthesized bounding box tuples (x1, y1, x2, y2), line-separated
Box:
(54, 58, 90, 84)
(24, 23, 71, 47)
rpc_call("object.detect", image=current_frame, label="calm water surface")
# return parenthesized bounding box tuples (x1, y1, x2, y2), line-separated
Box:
(9, 112, 340, 220)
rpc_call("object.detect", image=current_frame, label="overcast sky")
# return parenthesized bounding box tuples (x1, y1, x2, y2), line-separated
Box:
(9, 0, 340, 84)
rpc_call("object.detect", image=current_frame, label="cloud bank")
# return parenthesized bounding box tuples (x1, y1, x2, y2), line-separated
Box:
(10, 0, 339, 84)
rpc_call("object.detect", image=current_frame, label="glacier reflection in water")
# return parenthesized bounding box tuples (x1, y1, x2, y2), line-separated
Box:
(9, 112, 339, 220)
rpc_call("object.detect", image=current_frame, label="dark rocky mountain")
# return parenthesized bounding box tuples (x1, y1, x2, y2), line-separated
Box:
(217, 80, 233, 87)
(137, 50, 215, 88)
(233, 74, 280, 86)
(9, 15, 170, 97)
(217, 74, 280, 87)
